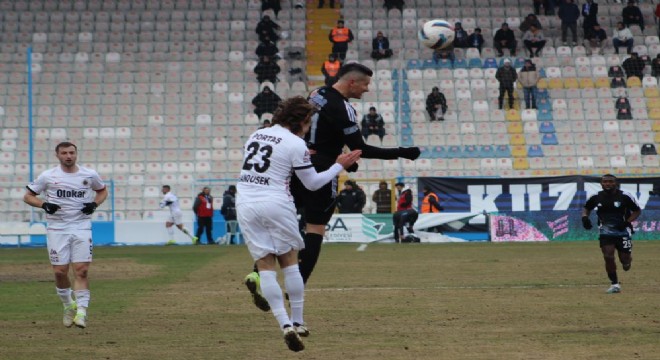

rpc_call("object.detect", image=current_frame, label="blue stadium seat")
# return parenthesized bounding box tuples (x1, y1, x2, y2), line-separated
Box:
(495, 145, 511, 158)
(446, 145, 463, 158)
(422, 59, 436, 69)
(535, 88, 549, 99)
(468, 58, 483, 69)
(453, 58, 468, 69)
(436, 59, 453, 69)
(406, 60, 423, 69)
(430, 146, 446, 158)
(463, 145, 479, 157)
(528, 145, 544, 157)
(538, 68, 547, 78)
(401, 135, 415, 146)
(479, 145, 496, 158)
(541, 133, 559, 145)
(536, 98, 552, 110)
(537, 109, 553, 121)
(420, 146, 434, 158)
(483, 58, 498, 68)
(539, 121, 556, 133)
(513, 57, 526, 68)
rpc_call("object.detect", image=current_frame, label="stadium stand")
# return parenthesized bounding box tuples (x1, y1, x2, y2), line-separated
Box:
(0, 0, 658, 220)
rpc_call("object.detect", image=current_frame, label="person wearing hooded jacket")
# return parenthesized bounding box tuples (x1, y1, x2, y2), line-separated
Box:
(392, 182, 418, 243)
(252, 86, 282, 118)
(193, 187, 214, 245)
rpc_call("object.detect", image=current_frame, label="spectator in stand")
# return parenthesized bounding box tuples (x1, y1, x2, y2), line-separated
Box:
(261, 0, 281, 17)
(581, 0, 599, 39)
(384, 0, 405, 11)
(622, 0, 644, 33)
(522, 24, 547, 58)
(467, 28, 485, 54)
(256, 15, 281, 43)
(426, 87, 448, 121)
(336, 180, 366, 214)
(453, 22, 470, 49)
(652, 54, 660, 77)
(622, 52, 646, 79)
(518, 59, 540, 109)
(496, 59, 518, 110)
(494, 22, 517, 57)
(361, 106, 386, 141)
(255, 37, 279, 59)
(612, 22, 634, 54)
(328, 20, 354, 61)
(371, 31, 394, 60)
(534, 0, 556, 15)
(519, 14, 543, 34)
(656, 2, 660, 37)
(372, 181, 392, 214)
(558, 0, 580, 46)
(432, 45, 455, 64)
(254, 56, 281, 84)
(321, 53, 342, 86)
(584, 23, 607, 56)
(252, 86, 282, 119)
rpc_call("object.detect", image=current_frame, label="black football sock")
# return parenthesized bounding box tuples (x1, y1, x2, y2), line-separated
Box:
(607, 271, 618, 285)
(298, 233, 323, 284)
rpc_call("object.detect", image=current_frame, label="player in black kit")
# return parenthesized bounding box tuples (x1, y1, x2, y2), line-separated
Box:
(245, 63, 421, 313)
(582, 174, 642, 294)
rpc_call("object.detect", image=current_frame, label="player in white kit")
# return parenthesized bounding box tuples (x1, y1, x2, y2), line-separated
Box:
(159, 185, 198, 245)
(237, 96, 361, 352)
(23, 142, 108, 329)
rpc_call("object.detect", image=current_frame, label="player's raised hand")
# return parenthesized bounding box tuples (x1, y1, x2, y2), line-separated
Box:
(336, 150, 362, 169)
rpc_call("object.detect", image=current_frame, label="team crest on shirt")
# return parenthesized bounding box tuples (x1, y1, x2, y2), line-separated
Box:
(614, 201, 621, 207)
(83, 179, 89, 186)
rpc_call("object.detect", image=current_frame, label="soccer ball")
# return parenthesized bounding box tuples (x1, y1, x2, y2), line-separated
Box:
(418, 19, 455, 49)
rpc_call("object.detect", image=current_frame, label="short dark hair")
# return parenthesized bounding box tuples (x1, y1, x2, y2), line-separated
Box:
(602, 174, 617, 181)
(55, 141, 77, 153)
(337, 62, 373, 79)
(271, 96, 316, 135)
(162, 185, 171, 190)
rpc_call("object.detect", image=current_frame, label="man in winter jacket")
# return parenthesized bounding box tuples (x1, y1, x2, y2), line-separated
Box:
(337, 180, 366, 214)
(518, 60, 540, 109)
(496, 59, 518, 110)
(558, 0, 580, 45)
(522, 25, 546, 57)
(193, 187, 215, 245)
(493, 22, 517, 57)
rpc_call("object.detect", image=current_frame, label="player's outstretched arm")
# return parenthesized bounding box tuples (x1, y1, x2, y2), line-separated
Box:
(344, 131, 420, 160)
(295, 150, 362, 191)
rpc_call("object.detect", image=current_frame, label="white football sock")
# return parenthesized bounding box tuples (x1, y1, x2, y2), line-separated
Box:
(259, 270, 291, 329)
(74, 290, 90, 314)
(167, 226, 174, 239)
(283, 265, 304, 325)
(56, 287, 73, 307)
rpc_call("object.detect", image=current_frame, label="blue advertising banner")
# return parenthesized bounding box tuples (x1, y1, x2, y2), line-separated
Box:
(419, 176, 660, 242)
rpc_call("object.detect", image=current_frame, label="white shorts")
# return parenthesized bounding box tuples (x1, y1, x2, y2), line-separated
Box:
(167, 211, 183, 225)
(46, 230, 93, 265)
(237, 201, 305, 261)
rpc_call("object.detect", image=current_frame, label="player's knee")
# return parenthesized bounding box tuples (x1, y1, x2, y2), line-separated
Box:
(53, 267, 68, 278)
(74, 267, 89, 279)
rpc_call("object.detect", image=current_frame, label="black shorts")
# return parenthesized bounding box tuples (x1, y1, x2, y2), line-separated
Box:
(291, 171, 338, 226)
(599, 235, 633, 254)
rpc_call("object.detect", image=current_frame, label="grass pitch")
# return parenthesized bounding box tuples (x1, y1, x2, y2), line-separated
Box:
(1, 241, 660, 360)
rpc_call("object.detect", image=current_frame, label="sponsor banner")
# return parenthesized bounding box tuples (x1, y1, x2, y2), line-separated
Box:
(419, 176, 660, 242)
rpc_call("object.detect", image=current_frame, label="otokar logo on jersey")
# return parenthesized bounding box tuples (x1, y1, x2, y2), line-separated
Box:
(56, 189, 87, 198)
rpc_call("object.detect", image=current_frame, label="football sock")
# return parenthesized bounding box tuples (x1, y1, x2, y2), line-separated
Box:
(283, 265, 304, 326)
(298, 233, 323, 284)
(167, 226, 175, 239)
(74, 289, 90, 314)
(259, 270, 290, 329)
(56, 287, 73, 306)
(607, 272, 618, 285)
